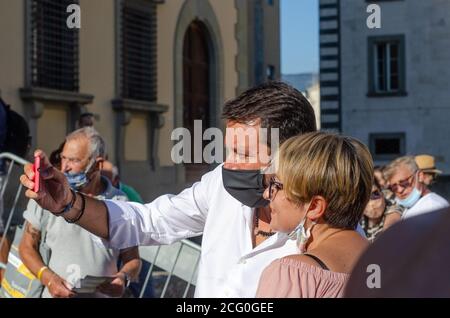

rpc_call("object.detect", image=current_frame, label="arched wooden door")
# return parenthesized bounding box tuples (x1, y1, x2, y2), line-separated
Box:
(183, 21, 212, 183)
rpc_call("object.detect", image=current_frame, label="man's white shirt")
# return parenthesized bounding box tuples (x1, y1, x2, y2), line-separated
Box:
(402, 192, 449, 220)
(94, 164, 365, 298)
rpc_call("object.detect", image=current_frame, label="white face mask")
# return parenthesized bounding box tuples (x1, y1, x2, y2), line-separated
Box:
(288, 213, 316, 253)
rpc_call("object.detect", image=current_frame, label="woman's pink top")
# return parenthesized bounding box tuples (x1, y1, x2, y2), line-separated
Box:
(256, 257, 350, 298)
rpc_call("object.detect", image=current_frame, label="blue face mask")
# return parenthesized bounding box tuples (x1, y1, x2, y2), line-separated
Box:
(64, 171, 89, 190)
(64, 160, 95, 190)
(396, 187, 422, 208)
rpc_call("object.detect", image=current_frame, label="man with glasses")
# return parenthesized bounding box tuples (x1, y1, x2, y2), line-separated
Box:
(384, 156, 449, 220)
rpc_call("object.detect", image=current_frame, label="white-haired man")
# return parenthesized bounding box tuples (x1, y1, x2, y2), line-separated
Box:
(19, 127, 141, 298)
(384, 156, 449, 220)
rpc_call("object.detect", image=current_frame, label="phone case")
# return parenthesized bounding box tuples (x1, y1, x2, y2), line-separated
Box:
(33, 155, 40, 192)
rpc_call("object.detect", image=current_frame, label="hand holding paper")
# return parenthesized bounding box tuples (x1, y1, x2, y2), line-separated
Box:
(72, 275, 115, 294)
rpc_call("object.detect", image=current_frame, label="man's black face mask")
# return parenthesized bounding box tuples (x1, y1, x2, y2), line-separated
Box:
(222, 166, 270, 208)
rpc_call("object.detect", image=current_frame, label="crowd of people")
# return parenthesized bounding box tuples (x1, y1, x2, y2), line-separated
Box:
(1, 81, 449, 298)
(360, 154, 448, 242)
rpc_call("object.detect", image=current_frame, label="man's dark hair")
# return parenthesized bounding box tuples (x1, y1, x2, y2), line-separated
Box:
(79, 112, 94, 119)
(50, 141, 65, 169)
(78, 112, 95, 128)
(222, 81, 317, 144)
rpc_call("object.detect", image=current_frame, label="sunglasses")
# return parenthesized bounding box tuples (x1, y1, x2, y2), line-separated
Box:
(370, 190, 383, 200)
(268, 177, 283, 201)
(389, 173, 415, 194)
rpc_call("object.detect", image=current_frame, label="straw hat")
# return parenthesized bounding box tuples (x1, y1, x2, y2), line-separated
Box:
(415, 154, 442, 174)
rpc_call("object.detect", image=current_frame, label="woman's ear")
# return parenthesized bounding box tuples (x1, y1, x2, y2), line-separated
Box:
(306, 196, 327, 221)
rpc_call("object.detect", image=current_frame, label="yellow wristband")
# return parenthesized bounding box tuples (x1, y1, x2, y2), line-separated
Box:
(37, 266, 48, 281)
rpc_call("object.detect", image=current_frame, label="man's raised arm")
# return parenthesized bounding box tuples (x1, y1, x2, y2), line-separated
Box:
(20, 150, 211, 247)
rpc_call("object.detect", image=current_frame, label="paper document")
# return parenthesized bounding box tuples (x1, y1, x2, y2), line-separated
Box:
(72, 275, 115, 294)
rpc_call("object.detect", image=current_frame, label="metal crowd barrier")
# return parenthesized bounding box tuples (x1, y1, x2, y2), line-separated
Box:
(0, 152, 202, 297)
(0, 152, 29, 271)
(138, 239, 201, 298)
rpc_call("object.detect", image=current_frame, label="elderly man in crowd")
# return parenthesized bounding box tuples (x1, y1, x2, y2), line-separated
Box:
(101, 161, 143, 204)
(19, 127, 141, 298)
(77, 112, 95, 128)
(384, 156, 449, 220)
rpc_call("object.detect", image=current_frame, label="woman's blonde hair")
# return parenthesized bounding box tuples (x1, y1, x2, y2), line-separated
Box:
(276, 132, 374, 229)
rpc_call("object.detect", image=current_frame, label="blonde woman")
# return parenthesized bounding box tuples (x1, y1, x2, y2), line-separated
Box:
(256, 132, 373, 298)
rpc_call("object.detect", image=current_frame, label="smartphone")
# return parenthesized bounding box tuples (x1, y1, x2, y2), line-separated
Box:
(33, 155, 40, 192)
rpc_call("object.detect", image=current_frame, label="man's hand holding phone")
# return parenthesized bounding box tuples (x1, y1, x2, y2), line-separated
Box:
(20, 150, 73, 214)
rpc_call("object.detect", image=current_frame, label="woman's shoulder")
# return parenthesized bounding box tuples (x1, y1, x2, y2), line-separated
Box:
(269, 255, 349, 279)
(332, 229, 370, 249)
(256, 255, 349, 298)
(315, 230, 370, 272)
(283, 254, 328, 269)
